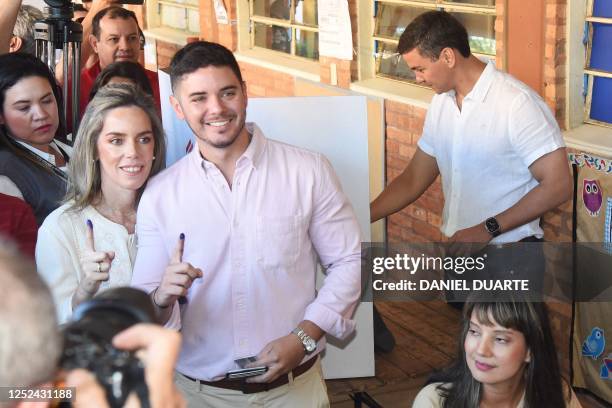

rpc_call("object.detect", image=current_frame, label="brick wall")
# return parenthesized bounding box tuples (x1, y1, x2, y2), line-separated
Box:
(239, 62, 295, 97)
(494, 0, 505, 70)
(543, 0, 568, 129)
(155, 40, 182, 70)
(384, 101, 445, 244)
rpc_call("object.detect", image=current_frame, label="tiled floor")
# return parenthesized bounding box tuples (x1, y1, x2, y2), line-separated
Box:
(326, 301, 609, 408)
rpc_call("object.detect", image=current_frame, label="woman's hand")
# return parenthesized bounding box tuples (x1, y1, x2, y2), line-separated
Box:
(72, 219, 115, 308)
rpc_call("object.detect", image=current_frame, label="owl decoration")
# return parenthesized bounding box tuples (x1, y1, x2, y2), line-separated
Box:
(582, 327, 605, 360)
(583, 179, 603, 217)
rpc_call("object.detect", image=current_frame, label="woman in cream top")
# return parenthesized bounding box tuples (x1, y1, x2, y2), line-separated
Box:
(36, 84, 166, 324)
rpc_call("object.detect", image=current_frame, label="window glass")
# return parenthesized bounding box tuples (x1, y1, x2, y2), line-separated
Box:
(295, 29, 318, 59)
(254, 22, 292, 54)
(376, 41, 415, 81)
(375, 4, 424, 39)
(250, 0, 319, 59)
(449, 11, 495, 55)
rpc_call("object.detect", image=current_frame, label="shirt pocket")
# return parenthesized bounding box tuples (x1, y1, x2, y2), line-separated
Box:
(256, 215, 304, 270)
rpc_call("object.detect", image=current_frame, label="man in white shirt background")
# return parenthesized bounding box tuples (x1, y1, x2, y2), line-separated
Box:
(371, 10, 572, 246)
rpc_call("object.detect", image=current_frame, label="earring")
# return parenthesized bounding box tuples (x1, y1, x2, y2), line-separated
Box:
(152, 156, 156, 160)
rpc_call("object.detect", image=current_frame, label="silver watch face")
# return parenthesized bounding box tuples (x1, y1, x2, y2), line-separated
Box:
(304, 337, 317, 352)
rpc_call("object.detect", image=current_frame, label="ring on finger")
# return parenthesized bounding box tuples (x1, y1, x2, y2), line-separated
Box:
(96, 262, 101, 273)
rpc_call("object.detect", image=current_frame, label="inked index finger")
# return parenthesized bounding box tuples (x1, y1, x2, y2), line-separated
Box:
(170, 233, 185, 264)
(85, 219, 95, 252)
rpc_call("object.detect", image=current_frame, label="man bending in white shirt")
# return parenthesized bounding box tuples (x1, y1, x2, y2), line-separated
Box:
(371, 10, 572, 246)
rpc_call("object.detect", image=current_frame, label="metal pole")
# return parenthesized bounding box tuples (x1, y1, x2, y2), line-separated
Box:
(72, 41, 81, 135)
(46, 40, 54, 70)
(62, 41, 69, 134)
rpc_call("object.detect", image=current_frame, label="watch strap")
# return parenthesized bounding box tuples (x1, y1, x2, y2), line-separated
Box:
(291, 327, 315, 354)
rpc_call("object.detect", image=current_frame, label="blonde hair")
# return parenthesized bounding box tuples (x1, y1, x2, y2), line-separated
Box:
(65, 84, 166, 210)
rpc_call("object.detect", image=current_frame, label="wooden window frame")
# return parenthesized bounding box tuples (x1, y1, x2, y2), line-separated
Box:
(145, 0, 201, 38)
(584, 0, 612, 128)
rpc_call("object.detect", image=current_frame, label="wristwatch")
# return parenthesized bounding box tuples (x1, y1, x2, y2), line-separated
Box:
(484, 217, 501, 237)
(291, 327, 317, 354)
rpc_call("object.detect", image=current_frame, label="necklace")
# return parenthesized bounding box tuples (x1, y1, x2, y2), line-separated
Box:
(94, 201, 137, 232)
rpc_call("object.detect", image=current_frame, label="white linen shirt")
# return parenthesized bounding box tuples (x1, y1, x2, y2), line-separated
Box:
(417, 62, 565, 243)
(131, 123, 362, 381)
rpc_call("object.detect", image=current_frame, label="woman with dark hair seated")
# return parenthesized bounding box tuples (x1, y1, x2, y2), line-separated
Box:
(413, 297, 582, 407)
(36, 84, 166, 323)
(0, 53, 71, 225)
(89, 61, 155, 102)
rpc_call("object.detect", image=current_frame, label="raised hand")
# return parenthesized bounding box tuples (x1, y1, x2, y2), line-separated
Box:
(72, 219, 115, 308)
(153, 234, 203, 309)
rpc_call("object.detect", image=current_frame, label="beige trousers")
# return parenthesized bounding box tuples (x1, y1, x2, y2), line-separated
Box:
(175, 357, 330, 408)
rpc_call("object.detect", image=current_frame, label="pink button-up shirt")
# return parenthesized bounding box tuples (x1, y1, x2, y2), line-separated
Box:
(131, 123, 362, 380)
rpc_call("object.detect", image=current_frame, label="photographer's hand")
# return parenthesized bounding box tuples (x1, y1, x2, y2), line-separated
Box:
(113, 324, 185, 408)
(72, 219, 115, 309)
(65, 324, 185, 408)
(66, 369, 110, 408)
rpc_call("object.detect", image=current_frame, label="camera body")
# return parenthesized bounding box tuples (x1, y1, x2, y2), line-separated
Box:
(60, 288, 156, 408)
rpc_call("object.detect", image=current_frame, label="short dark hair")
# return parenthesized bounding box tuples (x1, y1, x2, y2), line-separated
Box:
(92, 6, 139, 39)
(89, 61, 154, 101)
(0, 53, 67, 174)
(169, 41, 243, 92)
(397, 11, 470, 60)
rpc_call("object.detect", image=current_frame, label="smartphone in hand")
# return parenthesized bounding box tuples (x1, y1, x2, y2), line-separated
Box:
(225, 366, 268, 379)
(226, 356, 267, 379)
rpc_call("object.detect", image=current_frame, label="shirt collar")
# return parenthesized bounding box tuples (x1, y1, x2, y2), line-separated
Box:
(16, 139, 58, 165)
(240, 123, 266, 168)
(465, 60, 496, 103)
(443, 60, 496, 103)
(193, 122, 267, 173)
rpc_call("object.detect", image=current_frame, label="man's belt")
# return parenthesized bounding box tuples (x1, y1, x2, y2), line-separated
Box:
(181, 355, 318, 394)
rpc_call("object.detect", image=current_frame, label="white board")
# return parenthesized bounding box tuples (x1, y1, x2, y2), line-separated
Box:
(159, 70, 375, 379)
(246, 96, 374, 379)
